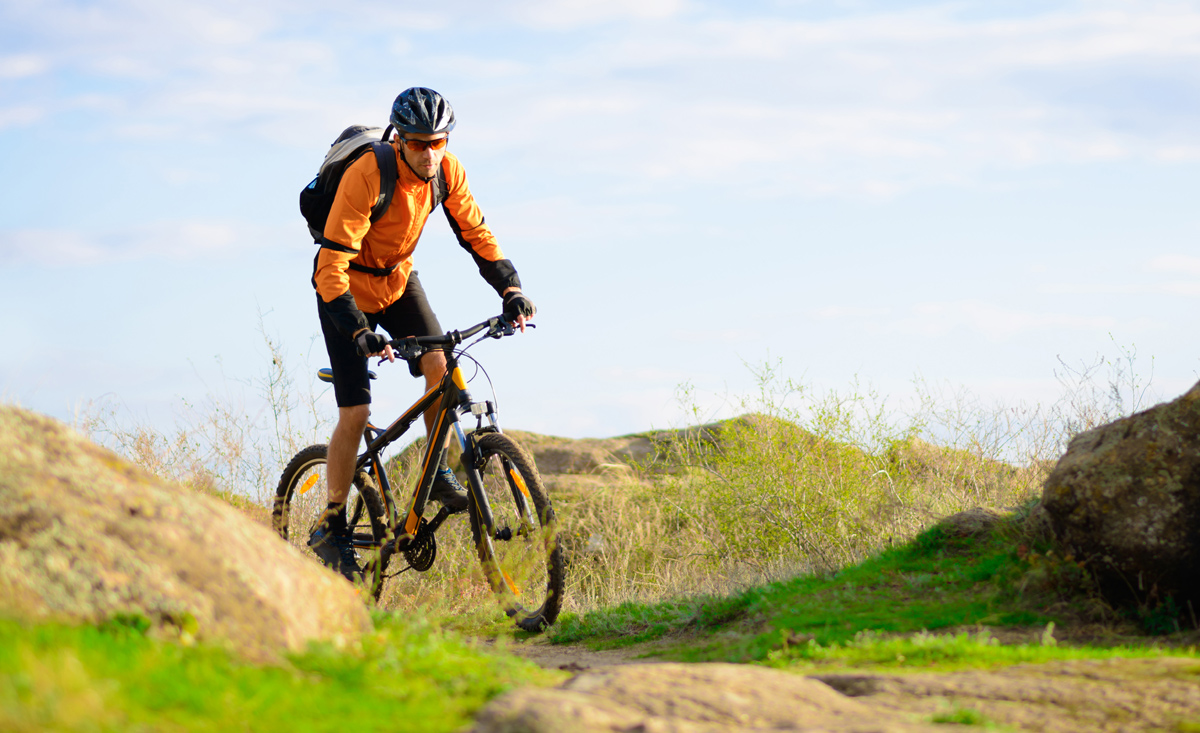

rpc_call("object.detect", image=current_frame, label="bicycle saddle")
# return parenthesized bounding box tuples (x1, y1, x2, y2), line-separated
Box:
(317, 367, 377, 383)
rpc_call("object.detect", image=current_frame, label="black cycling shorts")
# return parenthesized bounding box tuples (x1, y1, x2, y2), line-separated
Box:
(318, 271, 443, 407)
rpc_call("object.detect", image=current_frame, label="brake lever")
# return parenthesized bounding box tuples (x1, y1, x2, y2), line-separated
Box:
(487, 319, 515, 339)
(487, 320, 536, 339)
(392, 338, 425, 361)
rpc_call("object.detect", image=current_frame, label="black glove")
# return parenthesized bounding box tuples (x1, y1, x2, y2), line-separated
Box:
(355, 330, 388, 357)
(503, 291, 536, 321)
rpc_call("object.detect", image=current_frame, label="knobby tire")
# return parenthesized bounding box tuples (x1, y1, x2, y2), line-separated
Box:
(468, 432, 565, 632)
(272, 444, 390, 599)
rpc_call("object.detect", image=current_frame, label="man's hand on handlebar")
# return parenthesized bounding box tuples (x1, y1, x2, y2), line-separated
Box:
(355, 330, 396, 362)
(502, 289, 536, 333)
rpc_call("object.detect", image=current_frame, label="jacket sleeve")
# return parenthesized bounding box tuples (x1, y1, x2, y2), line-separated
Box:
(318, 290, 370, 340)
(441, 155, 522, 296)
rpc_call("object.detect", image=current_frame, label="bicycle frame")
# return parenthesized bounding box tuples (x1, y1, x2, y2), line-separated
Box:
(350, 337, 502, 556)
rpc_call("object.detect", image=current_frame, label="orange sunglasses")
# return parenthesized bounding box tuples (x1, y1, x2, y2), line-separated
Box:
(397, 136, 449, 152)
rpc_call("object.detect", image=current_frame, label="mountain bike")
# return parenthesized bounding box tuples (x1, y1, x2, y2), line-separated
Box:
(271, 315, 564, 632)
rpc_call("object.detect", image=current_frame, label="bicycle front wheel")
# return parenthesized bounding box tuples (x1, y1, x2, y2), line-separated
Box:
(272, 444, 390, 598)
(469, 432, 564, 632)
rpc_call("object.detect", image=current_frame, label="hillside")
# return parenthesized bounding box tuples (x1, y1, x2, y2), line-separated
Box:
(6, 404, 1199, 732)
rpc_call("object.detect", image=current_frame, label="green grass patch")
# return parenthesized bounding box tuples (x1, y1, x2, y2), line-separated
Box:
(0, 612, 558, 732)
(735, 526, 1044, 656)
(760, 628, 1196, 672)
(548, 522, 1197, 670)
(930, 704, 993, 726)
(550, 525, 1045, 655)
(550, 593, 753, 648)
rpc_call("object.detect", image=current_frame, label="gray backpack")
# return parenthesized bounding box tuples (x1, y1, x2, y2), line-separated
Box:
(300, 125, 446, 275)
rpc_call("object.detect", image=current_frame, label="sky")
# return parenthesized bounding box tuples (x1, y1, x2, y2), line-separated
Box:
(2, 0, 1198, 445)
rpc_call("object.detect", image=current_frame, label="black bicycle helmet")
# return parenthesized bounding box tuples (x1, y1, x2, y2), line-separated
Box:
(390, 87, 456, 135)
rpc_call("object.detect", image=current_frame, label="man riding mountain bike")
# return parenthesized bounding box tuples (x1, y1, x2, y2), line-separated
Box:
(309, 86, 536, 580)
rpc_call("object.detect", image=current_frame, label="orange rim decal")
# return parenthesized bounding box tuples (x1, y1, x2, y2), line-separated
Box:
(298, 474, 320, 495)
(501, 569, 522, 597)
(509, 469, 531, 499)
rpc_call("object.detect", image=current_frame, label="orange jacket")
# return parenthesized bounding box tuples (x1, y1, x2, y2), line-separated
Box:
(313, 145, 518, 314)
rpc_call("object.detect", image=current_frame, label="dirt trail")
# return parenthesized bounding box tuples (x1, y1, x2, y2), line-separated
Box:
(820, 657, 1200, 733)
(486, 638, 1200, 732)
(499, 635, 652, 672)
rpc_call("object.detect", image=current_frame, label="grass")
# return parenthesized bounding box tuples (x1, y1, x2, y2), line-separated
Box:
(547, 518, 1199, 671)
(8, 329, 1194, 729)
(73, 332, 1187, 652)
(548, 522, 1040, 653)
(0, 612, 560, 733)
(79, 340, 1087, 623)
(930, 705, 994, 726)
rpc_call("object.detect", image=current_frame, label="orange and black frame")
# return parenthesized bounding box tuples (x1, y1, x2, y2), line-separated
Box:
(292, 315, 563, 632)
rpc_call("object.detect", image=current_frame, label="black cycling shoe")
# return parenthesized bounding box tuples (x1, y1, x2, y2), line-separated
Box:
(308, 525, 362, 582)
(429, 468, 469, 513)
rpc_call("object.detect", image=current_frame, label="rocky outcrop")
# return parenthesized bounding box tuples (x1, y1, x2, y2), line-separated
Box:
(934, 506, 1014, 538)
(1041, 380, 1200, 607)
(0, 407, 371, 660)
(487, 655, 1200, 733)
(473, 663, 941, 732)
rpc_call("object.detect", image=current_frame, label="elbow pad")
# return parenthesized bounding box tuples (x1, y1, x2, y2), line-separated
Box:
(320, 291, 370, 340)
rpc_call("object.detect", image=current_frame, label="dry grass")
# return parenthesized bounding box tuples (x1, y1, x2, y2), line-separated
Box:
(75, 337, 1161, 623)
(545, 432, 1041, 614)
(79, 320, 331, 509)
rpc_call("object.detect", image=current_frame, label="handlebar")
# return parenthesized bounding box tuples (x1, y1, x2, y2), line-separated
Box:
(387, 315, 534, 362)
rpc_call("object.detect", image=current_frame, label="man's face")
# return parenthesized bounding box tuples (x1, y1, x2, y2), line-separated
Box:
(397, 131, 449, 180)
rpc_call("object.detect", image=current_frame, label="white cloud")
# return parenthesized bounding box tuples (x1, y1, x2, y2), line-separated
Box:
(671, 328, 761, 343)
(0, 104, 43, 129)
(898, 300, 1117, 339)
(1038, 283, 1141, 296)
(814, 305, 891, 319)
(5, 0, 1200, 197)
(0, 54, 48, 79)
(595, 365, 693, 383)
(0, 221, 290, 266)
(1155, 145, 1200, 161)
(1156, 281, 1200, 297)
(509, 0, 687, 29)
(1148, 254, 1200, 275)
(428, 3, 1200, 196)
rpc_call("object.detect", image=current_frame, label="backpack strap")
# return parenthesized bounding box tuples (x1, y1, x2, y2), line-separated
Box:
(369, 141, 398, 224)
(348, 261, 397, 277)
(330, 141, 400, 277)
(431, 157, 447, 210)
(321, 145, 441, 279)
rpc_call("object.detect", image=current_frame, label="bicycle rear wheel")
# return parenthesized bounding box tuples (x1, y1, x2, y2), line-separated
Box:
(468, 432, 564, 632)
(273, 444, 390, 598)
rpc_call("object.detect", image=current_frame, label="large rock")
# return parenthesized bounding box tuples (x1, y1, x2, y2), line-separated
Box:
(472, 663, 940, 732)
(1041, 381, 1200, 607)
(934, 506, 1014, 538)
(0, 407, 371, 660)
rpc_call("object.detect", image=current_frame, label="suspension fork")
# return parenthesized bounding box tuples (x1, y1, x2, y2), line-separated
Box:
(439, 355, 497, 536)
(459, 427, 495, 535)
